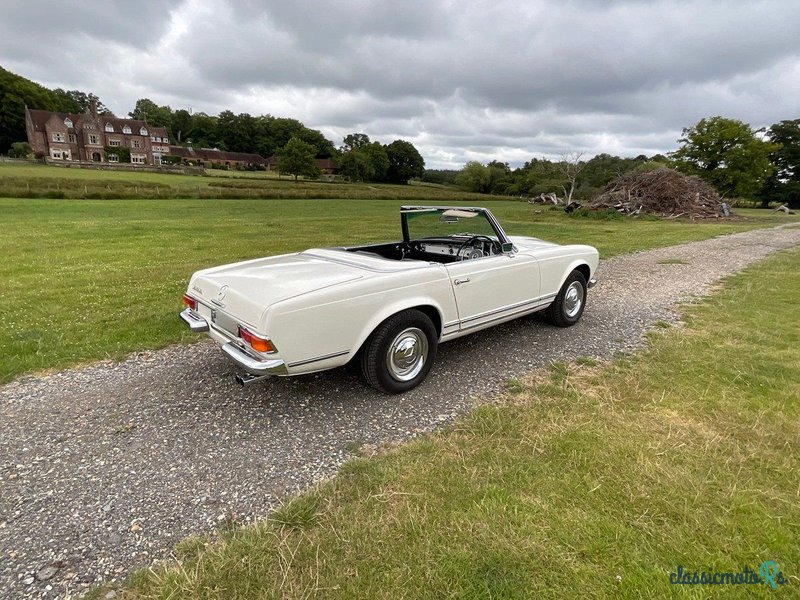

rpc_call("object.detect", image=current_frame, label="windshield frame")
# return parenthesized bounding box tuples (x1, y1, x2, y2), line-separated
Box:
(400, 206, 511, 246)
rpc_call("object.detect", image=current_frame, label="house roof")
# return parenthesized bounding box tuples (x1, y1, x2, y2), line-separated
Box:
(26, 108, 157, 135)
(26, 109, 86, 131)
(167, 145, 267, 164)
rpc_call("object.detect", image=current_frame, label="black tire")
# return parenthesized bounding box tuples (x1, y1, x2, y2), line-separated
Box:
(545, 270, 587, 327)
(360, 309, 438, 394)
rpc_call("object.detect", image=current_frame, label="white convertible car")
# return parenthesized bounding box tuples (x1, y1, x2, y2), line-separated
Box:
(180, 206, 599, 393)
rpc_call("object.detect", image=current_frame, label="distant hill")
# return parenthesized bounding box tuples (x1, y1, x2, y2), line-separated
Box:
(0, 66, 96, 154)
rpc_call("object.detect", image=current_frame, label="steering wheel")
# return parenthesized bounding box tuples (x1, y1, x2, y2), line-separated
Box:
(456, 235, 496, 260)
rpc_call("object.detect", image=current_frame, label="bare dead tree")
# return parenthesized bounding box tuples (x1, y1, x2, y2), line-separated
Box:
(556, 151, 585, 204)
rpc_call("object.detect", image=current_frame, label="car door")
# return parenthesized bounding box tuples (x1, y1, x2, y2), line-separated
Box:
(445, 252, 540, 331)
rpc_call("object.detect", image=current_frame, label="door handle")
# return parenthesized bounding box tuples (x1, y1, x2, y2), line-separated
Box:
(454, 278, 471, 286)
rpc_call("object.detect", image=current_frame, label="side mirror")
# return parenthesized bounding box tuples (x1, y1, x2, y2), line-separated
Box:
(501, 242, 514, 253)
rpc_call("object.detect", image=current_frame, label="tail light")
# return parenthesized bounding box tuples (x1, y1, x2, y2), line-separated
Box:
(238, 325, 275, 353)
(182, 293, 197, 310)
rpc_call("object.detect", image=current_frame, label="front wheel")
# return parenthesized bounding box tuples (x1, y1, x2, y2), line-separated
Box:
(360, 309, 438, 394)
(545, 270, 587, 327)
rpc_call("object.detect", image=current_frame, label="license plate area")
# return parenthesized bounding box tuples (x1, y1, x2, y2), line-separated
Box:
(196, 302, 239, 337)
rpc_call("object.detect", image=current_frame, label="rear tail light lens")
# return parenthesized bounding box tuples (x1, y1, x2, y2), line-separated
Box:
(182, 293, 197, 310)
(238, 326, 275, 353)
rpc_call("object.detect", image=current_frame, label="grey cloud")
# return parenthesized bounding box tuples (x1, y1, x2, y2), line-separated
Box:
(1, 0, 798, 168)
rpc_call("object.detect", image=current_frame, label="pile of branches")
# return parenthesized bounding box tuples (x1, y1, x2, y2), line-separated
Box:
(588, 168, 724, 218)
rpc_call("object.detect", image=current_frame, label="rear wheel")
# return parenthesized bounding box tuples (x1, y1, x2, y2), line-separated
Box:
(545, 270, 587, 327)
(360, 309, 438, 394)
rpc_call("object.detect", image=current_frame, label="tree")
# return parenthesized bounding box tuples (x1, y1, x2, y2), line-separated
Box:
(339, 139, 388, 182)
(187, 112, 218, 148)
(760, 119, 800, 208)
(171, 109, 193, 143)
(384, 140, 424, 183)
(129, 98, 172, 128)
(671, 116, 778, 198)
(456, 161, 491, 192)
(341, 133, 371, 153)
(8, 141, 32, 158)
(54, 90, 111, 115)
(277, 137, 320, 181)
(555, 151, 586, 203)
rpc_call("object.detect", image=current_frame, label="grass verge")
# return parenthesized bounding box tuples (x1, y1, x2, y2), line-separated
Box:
(0, 197, 794, 383)
(113, 247, 800, 599)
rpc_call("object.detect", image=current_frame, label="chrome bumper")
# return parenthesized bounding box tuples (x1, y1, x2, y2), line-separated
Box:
(180, 308, 287, 376)
(588, 277, 598, 289)
(220, 342, 288, 376)
(180, 308, 209, 332)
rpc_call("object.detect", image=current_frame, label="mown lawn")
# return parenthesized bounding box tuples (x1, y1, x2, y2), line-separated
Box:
(0, 197, 794, 383)
(112, 246, 800, 599)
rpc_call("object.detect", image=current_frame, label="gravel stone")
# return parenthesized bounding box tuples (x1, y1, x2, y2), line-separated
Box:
(1, 224, 799, 599)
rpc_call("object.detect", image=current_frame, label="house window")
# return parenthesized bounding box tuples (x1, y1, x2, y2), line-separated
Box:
(131, 154, 147, 164)
(68, 134, 76, 143)
(84, 123, 95, 129)
(132, 140, 141, 149)
(64, 118, 73, 128)
(122, 125, 132, 134)
(150, 136, 156, 142)
(108, 154, 119, 163)
(105, 123, 114, 132)
(88, 134, 101, 145)
(108, 139, 121, 147)
(140, 127, 148, 136)
(52, 132, 65, 142)
(51, 149, 63, 159)
(163, 138, 169, 144)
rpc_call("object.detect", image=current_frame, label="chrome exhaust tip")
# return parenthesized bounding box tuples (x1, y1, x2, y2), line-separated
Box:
(235, 373, 270, 386)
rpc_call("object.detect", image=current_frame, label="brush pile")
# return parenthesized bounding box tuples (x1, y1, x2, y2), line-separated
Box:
(589, 168, 724, 218)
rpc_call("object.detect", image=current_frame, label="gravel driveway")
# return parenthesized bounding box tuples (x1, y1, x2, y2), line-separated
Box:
(2, 224, 799, 599)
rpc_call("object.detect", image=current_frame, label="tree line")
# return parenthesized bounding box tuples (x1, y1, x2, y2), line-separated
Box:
(442, 116, 800, 209)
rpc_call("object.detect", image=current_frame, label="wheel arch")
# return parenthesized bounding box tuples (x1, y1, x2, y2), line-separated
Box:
(349, 301, 444, 362)
(556, 260, 592, 291)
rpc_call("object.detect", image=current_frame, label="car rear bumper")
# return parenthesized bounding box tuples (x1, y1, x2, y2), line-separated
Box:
(179, 308, 287, 376)
(220, 342, 288, 376)
(180, 308, 210, 332)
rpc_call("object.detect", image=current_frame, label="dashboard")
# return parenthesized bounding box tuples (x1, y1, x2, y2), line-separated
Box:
(411, 236, 500, 261)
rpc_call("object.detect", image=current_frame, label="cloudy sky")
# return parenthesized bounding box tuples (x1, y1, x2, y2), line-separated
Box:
(1, 0, 798, 168)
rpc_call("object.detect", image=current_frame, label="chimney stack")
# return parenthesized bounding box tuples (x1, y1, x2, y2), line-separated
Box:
(90, 96, 97, 118)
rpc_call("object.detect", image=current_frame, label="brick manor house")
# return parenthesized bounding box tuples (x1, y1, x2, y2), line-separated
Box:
(25, 103, 339, 172)
(25, 102, 170, 165)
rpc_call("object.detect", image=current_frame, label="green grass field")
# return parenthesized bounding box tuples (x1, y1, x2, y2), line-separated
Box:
(111, 246, 800, 599)
(0, 195, 794, 384)
(0, 162, 501, 201)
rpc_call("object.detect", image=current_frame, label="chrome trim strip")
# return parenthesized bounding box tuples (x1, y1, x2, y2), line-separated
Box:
(288, 350, 350, 368)
(459, 293, 557, 325)
(458, 298, 552, 331)
(179, 308, 209, 332)
(221, 342, 288, 376)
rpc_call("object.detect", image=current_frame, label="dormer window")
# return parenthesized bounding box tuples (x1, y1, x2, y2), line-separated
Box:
(64, 118, 73, 128)
(122, 125, 132, 134)
(140, 127, 148, 136)
(164, 138, 169, 144)
(105, 123, 114, 132)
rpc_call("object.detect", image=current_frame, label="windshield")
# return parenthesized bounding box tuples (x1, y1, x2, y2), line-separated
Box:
(404, 208, 499, 242)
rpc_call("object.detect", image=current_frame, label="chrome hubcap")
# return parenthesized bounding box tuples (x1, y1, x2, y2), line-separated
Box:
(564, 281, 584, 317)
(386, 327, 428, 382)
